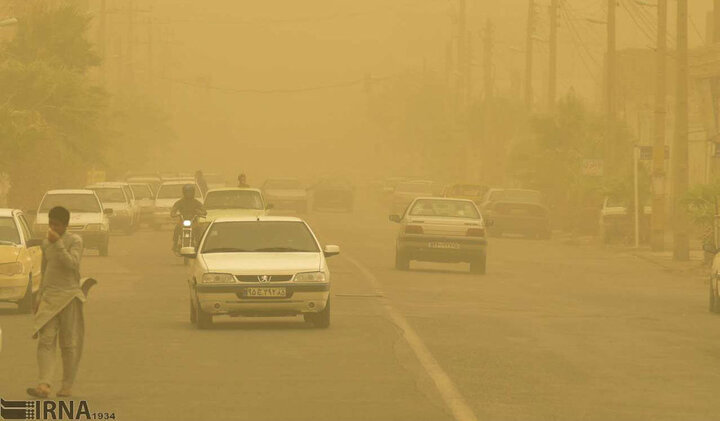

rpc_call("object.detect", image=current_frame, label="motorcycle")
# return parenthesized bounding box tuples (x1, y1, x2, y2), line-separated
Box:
(174, 216, 198, 265)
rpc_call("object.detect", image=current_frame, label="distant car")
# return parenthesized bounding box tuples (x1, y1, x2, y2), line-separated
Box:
(310, 178, 354, 212)
(128, 182, 156, 225)
(0, 209, 42, 313)
(390, 197, 488, 274)
(183, 216, 339, 329)
(480, 188, 551, 239)
(598, 196, 651, 244)
(127, 175, 162, 196)
(380, 176, 409, 196)
(33, 189, 111, 256)
(86, 182, 137, 233)
(443, 183, 488, 205)
(151, 181, 203, 230)
(198, 188, 269, 228)
(391, 180, 434, 215)
(261, 178, 308, 213)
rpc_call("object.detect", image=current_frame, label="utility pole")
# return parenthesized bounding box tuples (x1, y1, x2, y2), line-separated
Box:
(98, 0, 107, 88)
(651, 0, 667, 251)
(548, 0, 558, 109)
(673, 0, 690, 260)
(483, 19, 494, 101)
(525, 0, 535, 110)
(456, 0, 467, 111)
(605, 0, 616, 173)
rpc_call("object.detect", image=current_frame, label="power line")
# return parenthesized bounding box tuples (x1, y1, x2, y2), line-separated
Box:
(559, 4, 599, 82)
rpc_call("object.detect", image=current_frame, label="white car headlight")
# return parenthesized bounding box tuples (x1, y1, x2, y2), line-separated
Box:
(202, 273, 235, 284)
(0, 262, 24, 276)
(294, 271, 327, 283)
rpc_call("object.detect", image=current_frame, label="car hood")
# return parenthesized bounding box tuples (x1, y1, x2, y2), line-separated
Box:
(35, 212, 103, 225)
(202, 208, 267, 221)
(264, 189, 307, 199)
(200, 252, 322, 274)
(0, 245, 21, 264)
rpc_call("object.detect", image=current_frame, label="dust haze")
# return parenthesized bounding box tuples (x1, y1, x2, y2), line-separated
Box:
(2, 1, 720, 421)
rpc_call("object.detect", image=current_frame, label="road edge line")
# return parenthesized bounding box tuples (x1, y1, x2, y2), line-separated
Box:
(342, 254, 479, 421)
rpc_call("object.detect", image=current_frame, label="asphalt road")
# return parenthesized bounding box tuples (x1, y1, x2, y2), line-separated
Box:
(2, 194, 720, 421)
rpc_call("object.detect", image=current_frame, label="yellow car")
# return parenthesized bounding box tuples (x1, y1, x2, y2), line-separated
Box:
(0, 209, 42, 313)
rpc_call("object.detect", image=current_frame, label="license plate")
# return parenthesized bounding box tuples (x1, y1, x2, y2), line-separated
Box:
(428, 242, 460, 250)
(243, 287, 287, 298)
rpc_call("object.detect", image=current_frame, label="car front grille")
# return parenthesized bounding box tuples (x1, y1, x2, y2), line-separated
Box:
(235, 275, 294, 282)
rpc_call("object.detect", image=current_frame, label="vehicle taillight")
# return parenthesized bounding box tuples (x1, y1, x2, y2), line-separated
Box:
(466, 227, 485, 237)
(405, 225, 424, 234)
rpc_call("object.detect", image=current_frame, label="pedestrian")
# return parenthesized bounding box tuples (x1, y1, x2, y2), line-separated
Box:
(237, 173, 249, 188)
(195, 170, 208, 196)
(27, 206, 86, 399)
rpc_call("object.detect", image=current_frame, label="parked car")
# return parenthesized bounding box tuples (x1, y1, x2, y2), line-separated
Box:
(0, 209, 42, 313)
(261, 178, 308, 213)
(151, 181, 203, 230)
(390, 197, 488, 274)
(126, 175, 162, 196)
(480, 188, 551, 239)
(183, 216, 339, 329)
(32, 189, 111, 256)
(86, 182, 138, 233)
(598, 196, 651, 244)
(310, 178, 355, 212)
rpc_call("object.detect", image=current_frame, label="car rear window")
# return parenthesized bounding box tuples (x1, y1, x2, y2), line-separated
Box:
(157, 184, 201, 199)
(92, 188, 127, 203)
(408, 199, 480, 219)
(130, 184, 154, 200)
(202, 221, 319, 253)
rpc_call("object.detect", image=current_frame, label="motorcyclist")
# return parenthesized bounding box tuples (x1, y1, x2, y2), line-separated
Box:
(237, 173, 249, 188)
(170, 184, 206, 251)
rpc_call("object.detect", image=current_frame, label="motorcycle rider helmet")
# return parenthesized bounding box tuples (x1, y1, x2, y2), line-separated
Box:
(182, 184, 195, 198)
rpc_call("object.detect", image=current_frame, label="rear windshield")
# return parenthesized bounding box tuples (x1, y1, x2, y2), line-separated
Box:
(202, 221, 319, 253)
(408, 199, 480, 219)
(39, 194, 101, 213)
(204, 190, 264, 210)
(91, 187, 126, 203)
(157, 184, 201, 199)
(130, 184, 154, 200)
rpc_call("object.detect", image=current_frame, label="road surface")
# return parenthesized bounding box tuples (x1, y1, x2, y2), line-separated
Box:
(1, 194, 719, 421)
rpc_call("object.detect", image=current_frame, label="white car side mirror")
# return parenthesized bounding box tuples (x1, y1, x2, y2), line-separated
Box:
(323, 245, 340, 258)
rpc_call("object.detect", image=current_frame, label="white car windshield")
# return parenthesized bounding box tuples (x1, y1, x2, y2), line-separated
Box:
(204, 191, 264, 210)
(157, 184, 200, 199)
(0, 217, 20, 245)
(409, 199, 480, 219)
(264, 179, 301, 190)
(202, 221, 319, 253)
(92, 188, 126, 203)
(130, 184, 154, 200)
(39, 194, 101, 213)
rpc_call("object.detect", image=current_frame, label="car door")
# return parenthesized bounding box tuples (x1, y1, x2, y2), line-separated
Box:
(17, 213, 41, 291)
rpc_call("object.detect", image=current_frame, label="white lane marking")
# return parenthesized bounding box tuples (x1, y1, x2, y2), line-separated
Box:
(343, 255, 479, 421)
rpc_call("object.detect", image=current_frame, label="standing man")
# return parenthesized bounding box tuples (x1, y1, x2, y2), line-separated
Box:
(195, 170, 208, 196)
(237, 173, 249, 188)
(27, 206, 85, 399)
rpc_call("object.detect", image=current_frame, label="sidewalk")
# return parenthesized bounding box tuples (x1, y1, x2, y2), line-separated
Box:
(554, 231, 708, 274)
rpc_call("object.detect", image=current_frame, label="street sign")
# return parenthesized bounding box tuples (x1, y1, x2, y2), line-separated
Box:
(637, 145, 670, 161)
(581, 159, 603, 176)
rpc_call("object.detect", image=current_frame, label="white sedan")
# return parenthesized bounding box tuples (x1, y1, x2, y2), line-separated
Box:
(183, 216, 339, 329)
